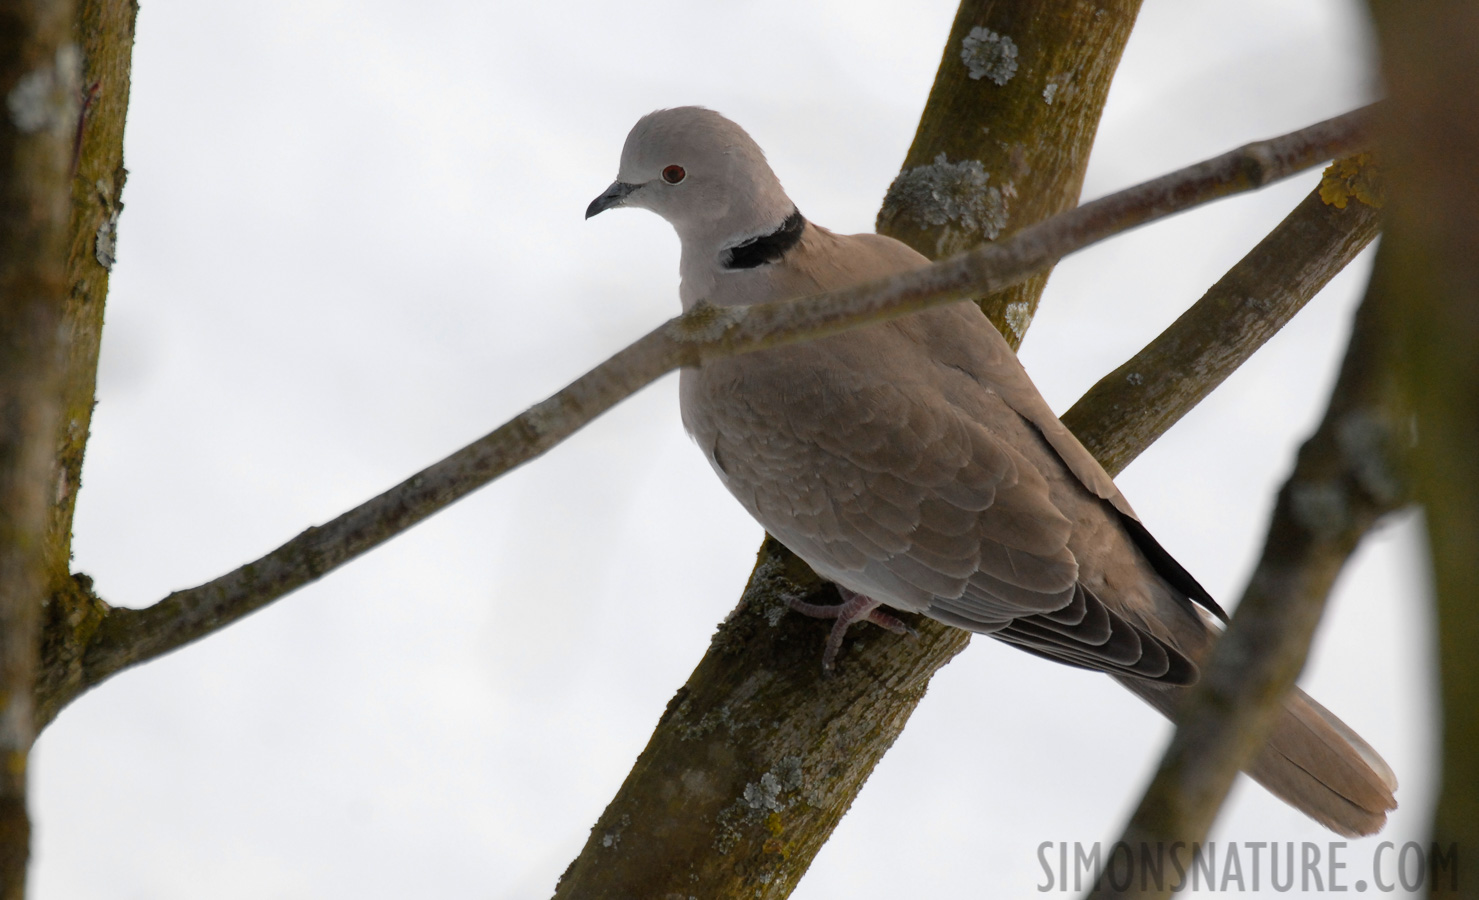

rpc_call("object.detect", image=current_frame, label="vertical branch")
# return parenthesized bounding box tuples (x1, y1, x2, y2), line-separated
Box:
(0, 0, 82, 894)
(35, 0, 138, 730)
(1364, 3, 1479, 893)
(52, 0, 135, 561)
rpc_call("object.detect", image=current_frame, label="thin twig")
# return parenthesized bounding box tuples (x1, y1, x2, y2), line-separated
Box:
(1084, 240, 1408, 900)
(53, 104, 1378, 722)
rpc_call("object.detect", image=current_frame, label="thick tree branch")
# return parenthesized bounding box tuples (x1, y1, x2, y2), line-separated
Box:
(50, 0, 134, 574)
(38, 105, 1379, 728)
(0, 0, 81, 893)
(1084, 239, 1408, 900)
(879, 0, 1145, 343)
(1063, 157, 1383, 474)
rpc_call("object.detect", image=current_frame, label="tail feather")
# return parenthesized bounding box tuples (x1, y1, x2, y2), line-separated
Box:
(1118, 678, 1397, 837)
(1246, 688, 1397, 837)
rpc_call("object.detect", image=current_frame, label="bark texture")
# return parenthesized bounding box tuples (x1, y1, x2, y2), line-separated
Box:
(878, 0, 1142, 342)
(33, 0, 136, 732)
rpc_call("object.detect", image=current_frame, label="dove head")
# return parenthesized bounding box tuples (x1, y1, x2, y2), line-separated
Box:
(586, 107, 797, 250)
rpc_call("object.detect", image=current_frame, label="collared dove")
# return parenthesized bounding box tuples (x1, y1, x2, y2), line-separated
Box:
(586, 106, 1397, 837)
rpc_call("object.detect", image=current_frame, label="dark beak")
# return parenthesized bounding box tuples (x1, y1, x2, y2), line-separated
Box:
(586, 181, 639, 219)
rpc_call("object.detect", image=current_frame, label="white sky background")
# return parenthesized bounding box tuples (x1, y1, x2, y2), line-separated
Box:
(31, 0, 1437, 897)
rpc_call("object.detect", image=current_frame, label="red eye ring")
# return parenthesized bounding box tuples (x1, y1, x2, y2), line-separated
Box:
(662, 165, 686, 184)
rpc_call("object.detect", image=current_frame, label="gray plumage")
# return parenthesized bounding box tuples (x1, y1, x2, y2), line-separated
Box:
(587, 106, 1397, 836)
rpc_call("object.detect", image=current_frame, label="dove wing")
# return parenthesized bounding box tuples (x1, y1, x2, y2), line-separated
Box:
(684, 309, 1195, 683)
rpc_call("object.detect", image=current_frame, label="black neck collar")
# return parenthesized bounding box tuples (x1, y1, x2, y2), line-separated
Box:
(720, 208, 805, 270)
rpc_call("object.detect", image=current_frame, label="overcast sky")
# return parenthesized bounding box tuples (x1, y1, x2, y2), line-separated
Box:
(32, 1, 1434, 898)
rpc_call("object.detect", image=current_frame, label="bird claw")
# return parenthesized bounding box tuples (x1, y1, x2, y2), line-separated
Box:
(787, 588, 911, 671)
(864, 607, 916, 637)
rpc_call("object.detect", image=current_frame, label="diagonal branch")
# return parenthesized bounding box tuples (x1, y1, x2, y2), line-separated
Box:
(1084, 235, 1406, 900)
(877, 0, 1147, 343)
(1063, 156, 1383, 474)
(41, 104, 1378, 727)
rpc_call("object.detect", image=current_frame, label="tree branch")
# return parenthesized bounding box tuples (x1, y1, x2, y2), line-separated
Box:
(33, 0, 139, 739)
(1063, 156, 1383, 475)
(878, 0, 1145, 343)
(1084, 237, 1407, 900)
(0, 0, 82, 893)
(51, 0, 134, 579)
(38, 104, 1377, 727)
(1364, 2, 1479, 892)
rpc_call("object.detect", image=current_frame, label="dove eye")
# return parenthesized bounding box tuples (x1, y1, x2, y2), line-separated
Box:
(662, 165, 686, 184)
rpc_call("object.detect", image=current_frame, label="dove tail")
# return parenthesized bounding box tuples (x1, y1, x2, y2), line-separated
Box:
(1118, 678, 1398, 837)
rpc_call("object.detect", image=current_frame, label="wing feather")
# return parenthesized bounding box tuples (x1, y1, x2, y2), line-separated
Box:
(679, 233, 1210, 687)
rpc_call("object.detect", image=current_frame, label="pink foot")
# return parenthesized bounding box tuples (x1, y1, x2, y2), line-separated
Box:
(788, 588, 916, 672)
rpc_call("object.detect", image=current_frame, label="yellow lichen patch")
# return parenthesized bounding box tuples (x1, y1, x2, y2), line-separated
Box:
(1320, 154, 1386, 210)
(762, 813, 790, 858)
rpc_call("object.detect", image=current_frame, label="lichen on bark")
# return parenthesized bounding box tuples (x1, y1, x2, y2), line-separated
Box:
(879, 0, 1144, 347)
